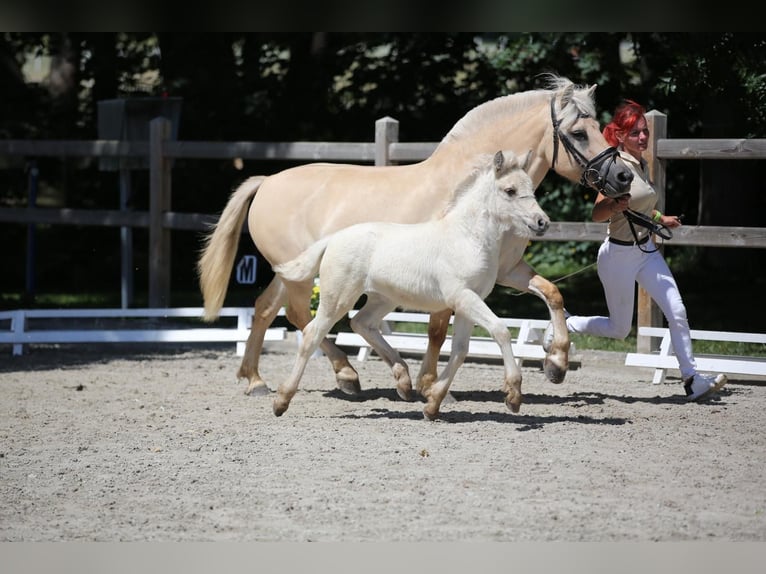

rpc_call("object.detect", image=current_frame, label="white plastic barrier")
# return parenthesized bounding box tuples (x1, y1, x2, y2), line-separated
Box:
(0, 307, 288, 356)
(625, 326, 766, 384)
(334, 310, 573, 365)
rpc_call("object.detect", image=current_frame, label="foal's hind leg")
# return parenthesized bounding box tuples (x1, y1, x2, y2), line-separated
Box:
(239, 276, 287, 395)
(283, 279, 361, 395)
(350, 296, 413, 401)
(274, 310, 341, 416)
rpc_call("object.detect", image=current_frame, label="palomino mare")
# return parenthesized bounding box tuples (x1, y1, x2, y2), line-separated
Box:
(198, 74, 633, 397)
(272, 150, 546, 420)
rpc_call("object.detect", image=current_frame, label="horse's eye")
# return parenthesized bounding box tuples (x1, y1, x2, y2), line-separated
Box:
(571, 130, 588, 141)
(504, 187, 516, 196)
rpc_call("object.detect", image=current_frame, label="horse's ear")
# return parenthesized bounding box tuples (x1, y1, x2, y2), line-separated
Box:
(522, 149, 533, 171)
(587, 84, 597, 97)
(493, 150, 504, 173)
(560, 84, 575, 107)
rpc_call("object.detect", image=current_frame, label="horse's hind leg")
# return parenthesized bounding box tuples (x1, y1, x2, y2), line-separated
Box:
(350, 296, 413, 401)
(239, 276, 287, 396)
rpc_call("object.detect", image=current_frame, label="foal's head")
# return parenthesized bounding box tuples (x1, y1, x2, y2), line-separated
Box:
(491, 149, 550, 237)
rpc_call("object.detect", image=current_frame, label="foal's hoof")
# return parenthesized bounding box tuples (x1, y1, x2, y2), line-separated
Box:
(396, 383, 414, 402)
(543, 356, 567, 385)
(337, 378, 362, 395)
(335, 367, 361, 395)
(245, 381, 272, 396)
(505, 392, 523, 413)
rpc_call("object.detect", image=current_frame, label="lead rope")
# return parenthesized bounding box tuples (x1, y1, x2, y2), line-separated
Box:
(508, 260, 597, 296)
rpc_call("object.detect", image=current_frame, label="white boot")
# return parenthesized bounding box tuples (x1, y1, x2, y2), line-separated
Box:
(684, 373, 728, 401)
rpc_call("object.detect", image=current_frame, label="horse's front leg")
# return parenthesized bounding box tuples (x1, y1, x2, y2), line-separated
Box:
(501, 260, 569, 385)
(415, 308, 452, 397)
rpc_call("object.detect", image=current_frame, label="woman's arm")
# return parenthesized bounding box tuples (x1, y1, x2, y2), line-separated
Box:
(592, 193, 630, 222)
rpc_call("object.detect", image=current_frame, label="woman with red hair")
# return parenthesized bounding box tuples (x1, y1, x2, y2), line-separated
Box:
(545, 99, 727, 401)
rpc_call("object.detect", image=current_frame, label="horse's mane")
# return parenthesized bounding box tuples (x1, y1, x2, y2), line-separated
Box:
(442, 74, 596, 144)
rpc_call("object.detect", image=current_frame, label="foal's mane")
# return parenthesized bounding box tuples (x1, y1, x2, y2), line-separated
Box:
(438, 153, 496, 217)
(441, 74, 596, 144)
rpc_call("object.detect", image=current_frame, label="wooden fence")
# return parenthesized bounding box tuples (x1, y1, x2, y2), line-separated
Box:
(1, 113, 765, 352)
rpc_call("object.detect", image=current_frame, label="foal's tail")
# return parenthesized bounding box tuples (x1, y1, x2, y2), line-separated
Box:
(198, 176, 265, 322)
(272, 237, 330, 284)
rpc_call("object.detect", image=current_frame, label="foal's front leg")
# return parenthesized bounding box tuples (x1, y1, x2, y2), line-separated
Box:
(422, 315, 473, 421)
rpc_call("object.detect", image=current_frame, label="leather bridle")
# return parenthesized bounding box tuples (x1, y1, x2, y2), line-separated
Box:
(550, 97, 622, 197)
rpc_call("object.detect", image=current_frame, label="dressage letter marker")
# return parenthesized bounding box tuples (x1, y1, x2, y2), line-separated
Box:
(236, 255, 257, 284)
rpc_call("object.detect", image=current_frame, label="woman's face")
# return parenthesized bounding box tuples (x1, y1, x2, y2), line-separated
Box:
(619, 116, 649, 159)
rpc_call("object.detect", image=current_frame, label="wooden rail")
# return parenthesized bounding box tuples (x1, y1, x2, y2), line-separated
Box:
(1, 114, 765, 357)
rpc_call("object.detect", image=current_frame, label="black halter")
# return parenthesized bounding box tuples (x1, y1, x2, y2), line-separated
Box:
(550, 97, 622, 197)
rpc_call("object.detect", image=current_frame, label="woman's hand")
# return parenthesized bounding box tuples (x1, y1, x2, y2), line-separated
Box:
(660, 214, 683, 229)
(611, 195, 631, 213)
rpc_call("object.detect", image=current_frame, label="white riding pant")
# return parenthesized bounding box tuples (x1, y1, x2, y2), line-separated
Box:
(566, 237, 697, 380)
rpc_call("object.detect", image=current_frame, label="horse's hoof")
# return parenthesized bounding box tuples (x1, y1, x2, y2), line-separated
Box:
(423, 406, 440, 421)
(273, 399, 288, 417)
(336, 378, 361, 395)
(543, 357, 567, 385)
(396, 383, 414, 402)
(505, 392, 523, 413)
(245, 382, 272, 396)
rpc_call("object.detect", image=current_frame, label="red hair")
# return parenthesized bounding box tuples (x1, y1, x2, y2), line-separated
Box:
(602, 99, 646, 147)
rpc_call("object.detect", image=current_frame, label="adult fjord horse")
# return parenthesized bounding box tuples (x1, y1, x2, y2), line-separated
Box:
(198, 74, 633, 397)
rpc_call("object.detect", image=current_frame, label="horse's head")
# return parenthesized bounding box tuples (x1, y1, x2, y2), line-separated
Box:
(543, 78, 634, 198)
(493, 149, 550, 237)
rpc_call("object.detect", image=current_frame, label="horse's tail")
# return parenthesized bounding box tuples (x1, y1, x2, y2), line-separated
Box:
(198, 176, 265, 322)
(272, 237, 330, 284)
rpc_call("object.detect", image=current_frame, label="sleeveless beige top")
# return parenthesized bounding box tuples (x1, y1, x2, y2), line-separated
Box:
(607, 150, 657, 243)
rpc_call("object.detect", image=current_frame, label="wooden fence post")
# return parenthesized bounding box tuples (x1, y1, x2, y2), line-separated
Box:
(636, 110, 668, 352)
(149, 117, 172, 307)
(375, 116, 398, 166)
